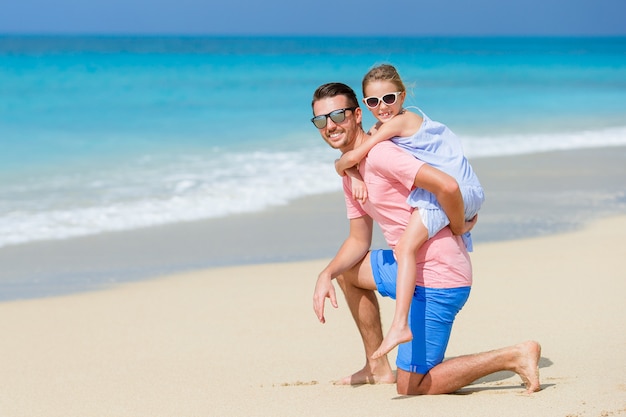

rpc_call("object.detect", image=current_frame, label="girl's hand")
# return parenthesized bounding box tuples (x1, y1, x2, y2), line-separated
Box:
(460, 214, 478, 235)
(352, 179, 368, 203)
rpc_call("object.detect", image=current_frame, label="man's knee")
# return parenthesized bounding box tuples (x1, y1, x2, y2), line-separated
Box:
(396, 382, 411, 395)
(337, 253, 377, 293)
(335, 262, 360, 289)
(335, 273, 347, 291)
(396, 370, 428, 396)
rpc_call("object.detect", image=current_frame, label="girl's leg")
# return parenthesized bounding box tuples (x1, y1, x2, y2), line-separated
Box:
(372, 209, 429, 359)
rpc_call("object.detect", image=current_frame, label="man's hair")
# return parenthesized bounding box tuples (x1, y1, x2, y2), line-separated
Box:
(311, 82, 360, 110)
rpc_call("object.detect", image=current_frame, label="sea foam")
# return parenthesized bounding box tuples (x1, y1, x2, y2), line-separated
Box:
(2, 126, 625, 248)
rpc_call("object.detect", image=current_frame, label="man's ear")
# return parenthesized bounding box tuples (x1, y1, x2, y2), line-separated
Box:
(354, 106, 363, 124)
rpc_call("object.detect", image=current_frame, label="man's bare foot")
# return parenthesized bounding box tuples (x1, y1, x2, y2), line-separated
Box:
(371, 325, 413, 360)
(514, 340, 542, 393)
(333, 364, 396, 386)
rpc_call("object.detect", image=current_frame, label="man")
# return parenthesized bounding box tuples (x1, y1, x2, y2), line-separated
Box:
(311, 82, 541, 395)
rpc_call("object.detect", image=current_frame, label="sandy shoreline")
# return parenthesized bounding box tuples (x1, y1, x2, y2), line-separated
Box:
(0, 214, 625, 416)
(0, 146, 624, 415)
(1, 145, 625, 301)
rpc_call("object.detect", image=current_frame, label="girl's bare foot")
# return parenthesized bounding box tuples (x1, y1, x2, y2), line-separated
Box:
(371, 325, 413, 360)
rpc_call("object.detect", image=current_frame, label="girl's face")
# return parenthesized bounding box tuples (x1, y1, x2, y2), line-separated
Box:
(362, 80, 405, 123)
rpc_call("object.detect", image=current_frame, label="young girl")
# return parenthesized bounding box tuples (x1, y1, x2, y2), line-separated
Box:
(337, 64, 485, 360)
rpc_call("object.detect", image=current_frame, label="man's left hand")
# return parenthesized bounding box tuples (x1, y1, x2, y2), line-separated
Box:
(313, 274, 338, 324)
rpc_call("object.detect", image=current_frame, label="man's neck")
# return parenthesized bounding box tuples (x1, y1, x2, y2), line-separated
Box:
(342, 129, 367, 154)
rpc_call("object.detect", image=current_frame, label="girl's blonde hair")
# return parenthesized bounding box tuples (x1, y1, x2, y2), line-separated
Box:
(361, 64, 406, 96)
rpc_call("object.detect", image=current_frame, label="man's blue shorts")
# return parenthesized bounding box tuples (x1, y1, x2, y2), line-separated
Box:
(370, 249, 471, 374)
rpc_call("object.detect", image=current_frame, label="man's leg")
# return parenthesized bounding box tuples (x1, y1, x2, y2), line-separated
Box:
(396, 340, 542, 395)
(334, 252, 395, 385)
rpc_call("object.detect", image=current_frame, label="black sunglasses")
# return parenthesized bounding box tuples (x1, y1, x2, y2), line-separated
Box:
(363, 92, 403, 109)
(311, 107, 358, 129)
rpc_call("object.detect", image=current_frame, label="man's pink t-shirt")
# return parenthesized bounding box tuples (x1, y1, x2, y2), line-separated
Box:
(344, 141, 472, 289)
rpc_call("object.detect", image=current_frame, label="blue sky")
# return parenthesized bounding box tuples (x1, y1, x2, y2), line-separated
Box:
(1, 0, 624, 36)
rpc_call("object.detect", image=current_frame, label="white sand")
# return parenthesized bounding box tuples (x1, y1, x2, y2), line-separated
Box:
(1, 215, 625, 416)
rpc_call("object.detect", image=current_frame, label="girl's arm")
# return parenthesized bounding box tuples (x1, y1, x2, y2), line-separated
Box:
(340, 165, 368, 202)
(335, 112, 415, 176)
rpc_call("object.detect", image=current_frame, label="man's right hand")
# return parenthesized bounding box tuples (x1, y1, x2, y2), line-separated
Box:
(313, 273, 338, 324)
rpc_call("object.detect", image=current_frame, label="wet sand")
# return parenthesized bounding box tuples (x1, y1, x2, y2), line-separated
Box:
(1, 146, 624, 301)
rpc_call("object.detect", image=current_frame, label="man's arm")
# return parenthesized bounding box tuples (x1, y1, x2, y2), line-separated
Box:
(413, 164, 466, 235)
(313, 215, 373, 323)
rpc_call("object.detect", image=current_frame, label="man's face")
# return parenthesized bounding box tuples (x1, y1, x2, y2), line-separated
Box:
(312, 96, 362, 152)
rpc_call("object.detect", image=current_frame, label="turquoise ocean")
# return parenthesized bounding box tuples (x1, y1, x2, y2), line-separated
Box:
(1, 36, 626, 249)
